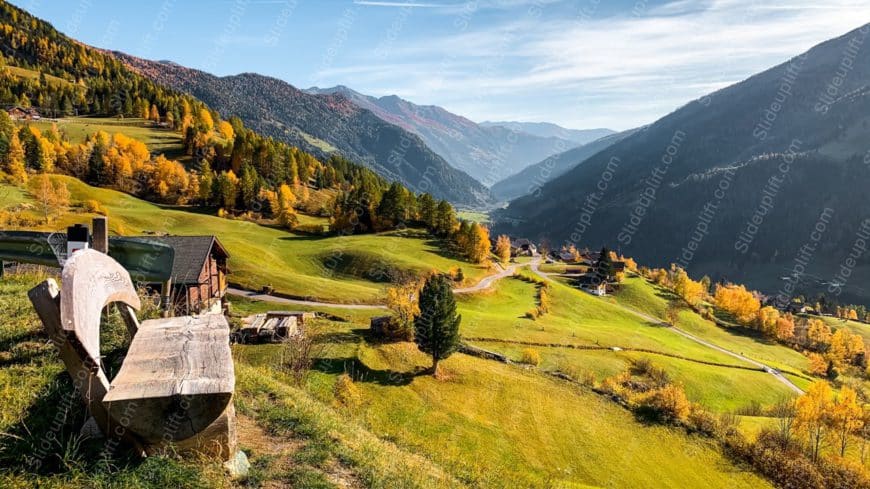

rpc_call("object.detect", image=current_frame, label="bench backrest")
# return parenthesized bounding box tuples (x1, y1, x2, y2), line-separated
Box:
(60, 249, 141, 370)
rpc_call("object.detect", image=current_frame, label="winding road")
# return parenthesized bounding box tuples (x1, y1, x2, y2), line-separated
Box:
(226, 259, 529, 309)
(529, 258, 805, 394)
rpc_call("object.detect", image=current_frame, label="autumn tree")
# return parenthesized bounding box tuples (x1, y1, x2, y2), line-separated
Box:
(385, 280, 422, 341)
(494, 234, 511, 265)
(756, 306, 780, 337)
(216, 170, 239, 210)
(830, 386, 864, 457)
(670, 265, 705, 307)
(275, 183, 297, 229)
(31, 174, 69, 223)
(433, 200, 456, 235)
(2, 129, 26, 184)
(467, 222, 491, 265)
(807, 319, 832, 351)
(713, 283, 761, 324)
(149, 104, 160, 122)
(198, 160, 214, 204)
(795, 381, 832, 462)
(775, 314, 796, 342)
(414, 274, 461, 374)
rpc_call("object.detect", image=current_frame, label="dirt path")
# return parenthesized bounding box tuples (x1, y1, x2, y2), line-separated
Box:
(528, 260, 805, 394)
(228, 259, 531, 308)
(453, 260, 530, 294)
(226, 287, 389, 310)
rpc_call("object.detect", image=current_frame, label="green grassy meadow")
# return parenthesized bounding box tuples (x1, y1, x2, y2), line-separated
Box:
(1, 175, 490, 303)
(29, 117, 186, 160)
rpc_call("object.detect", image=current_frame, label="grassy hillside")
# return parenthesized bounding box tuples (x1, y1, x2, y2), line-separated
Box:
(456, 273, 802, 412)
(238, 315, 772, 488)
(1, 175, 488, 303)
(28, 116, 186, 160)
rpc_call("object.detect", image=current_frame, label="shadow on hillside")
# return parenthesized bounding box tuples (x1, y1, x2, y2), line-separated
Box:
(312, 356, 426, 386)
(0, 371, 140, 476)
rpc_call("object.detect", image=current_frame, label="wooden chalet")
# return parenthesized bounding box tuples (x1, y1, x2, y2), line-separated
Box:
(133, 235, 230, 315)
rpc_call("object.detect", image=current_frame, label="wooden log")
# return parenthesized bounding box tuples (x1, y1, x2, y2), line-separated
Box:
(103, 314, 234, 445)
(28, 279, 144, 451)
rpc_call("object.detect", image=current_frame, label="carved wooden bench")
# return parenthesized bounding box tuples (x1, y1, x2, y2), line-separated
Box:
(28, 249, 236, 460)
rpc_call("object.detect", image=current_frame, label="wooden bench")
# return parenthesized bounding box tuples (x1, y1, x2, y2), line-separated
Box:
(28, 249, 236, 460)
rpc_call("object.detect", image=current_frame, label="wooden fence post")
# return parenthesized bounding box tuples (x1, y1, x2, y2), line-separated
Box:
(92, 216, 108, 253)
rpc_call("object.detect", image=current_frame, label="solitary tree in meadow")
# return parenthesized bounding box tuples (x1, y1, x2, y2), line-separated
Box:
(414, 274, 461, 374)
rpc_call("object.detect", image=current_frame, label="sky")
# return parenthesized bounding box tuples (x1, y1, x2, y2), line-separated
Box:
(12, 0, 870, 130)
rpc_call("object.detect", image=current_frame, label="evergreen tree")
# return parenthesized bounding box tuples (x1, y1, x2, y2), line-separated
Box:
(414, 274, 461, 374)
(595, 246, 614, 282)
(198, 160, 215, 204)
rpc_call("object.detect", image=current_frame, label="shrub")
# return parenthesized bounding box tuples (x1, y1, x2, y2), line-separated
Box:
(520, 348, 541, 366)
(83, 199, 107, 215)
(635, 384, 691, 422)
(687, 404, 718, 435)
(525, 308, 540, 320)
(281, 332, 323, 385)
(334, 373, 362, 409)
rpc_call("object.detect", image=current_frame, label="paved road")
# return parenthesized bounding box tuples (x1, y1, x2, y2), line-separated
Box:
(528, 260, 805, 394)
(453, 260, 530, 294)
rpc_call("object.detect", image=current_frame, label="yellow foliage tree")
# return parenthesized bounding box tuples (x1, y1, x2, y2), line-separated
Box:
(671, 265, 705, 307)
(807, 319, 832, 350)
(755, 306, 780, 337)
(467, 223, 491, 264)
(385, 281, 421, 341)
(830, 386, 864, 457)
(149, 104, 160, 122)
(494, 234, 511, 265)
(795, 381, 833, 462)
(31, 174, 69, 223)
(807, 352, 828, 377)
(713, 283, 760, 324)
(199, 108, 214, 132)
(775, 314, 795, 341)
(276, 183, 297, 229)
(217, 120, 234, 140)
(2, 129, 26, 184)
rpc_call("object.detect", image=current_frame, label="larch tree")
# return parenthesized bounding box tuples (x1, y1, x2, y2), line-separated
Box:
(385, 280, 422, 341)
(414, 274, 461, 374)
(795, 381, 833, 462)
(276, 183, 297, 229)
(149, 104, 160, 122)
(468, 222, 491, 264)
(495, 234, 512, 265)
(3, 129, 26, 184)
(32, 174, 69, 223)
(830, 385, 864, 457)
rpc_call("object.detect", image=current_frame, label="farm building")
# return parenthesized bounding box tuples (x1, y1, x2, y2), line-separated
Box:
(510, 238, 537, 256)
(574, 274, 607, 296)
(7, 106, 41, 120)
(132, 235, 229, 315)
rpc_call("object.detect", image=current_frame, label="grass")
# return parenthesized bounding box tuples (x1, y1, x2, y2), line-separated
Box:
(28, 117, 185, 160)
(456, 210, 489, 224)
(455, 273, 798, 412)
(291, 323, 772, 488)
(614, 277, 811, 378)
(1, 175, 489, 303)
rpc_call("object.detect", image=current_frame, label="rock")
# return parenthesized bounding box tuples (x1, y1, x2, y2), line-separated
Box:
(224, 449, 250, 479)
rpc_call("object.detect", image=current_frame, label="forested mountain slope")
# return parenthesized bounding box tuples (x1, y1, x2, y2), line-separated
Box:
(496, 23, 870, 302)
(118, 55, 493, 207)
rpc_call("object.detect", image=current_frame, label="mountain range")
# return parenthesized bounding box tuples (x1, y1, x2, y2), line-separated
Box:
(479, 121, 614, 145)
(305, 86, 596, 186)
(495, 23, 870, 303)
(116, 54, 493, 208)
(490, 129, 639, 201)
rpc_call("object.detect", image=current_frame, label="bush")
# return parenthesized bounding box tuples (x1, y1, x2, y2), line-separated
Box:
(525, 308, 541, 320)
(635, 384, 690, 422)
(686, 404, 717, 435)
(82, 199, 107, 215)
(520, 348, 541, 366)
(333, 373, 362, 409)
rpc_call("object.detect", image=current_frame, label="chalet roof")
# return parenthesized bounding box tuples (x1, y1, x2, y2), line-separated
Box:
(129, 235, 229, 284)
(574, 274, 604, 286)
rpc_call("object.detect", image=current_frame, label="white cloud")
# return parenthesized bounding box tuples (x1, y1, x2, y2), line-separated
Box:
(314, 0, 870, 129)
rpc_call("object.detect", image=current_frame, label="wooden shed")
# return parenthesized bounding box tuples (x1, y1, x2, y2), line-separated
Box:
(132, 235, 229, 315)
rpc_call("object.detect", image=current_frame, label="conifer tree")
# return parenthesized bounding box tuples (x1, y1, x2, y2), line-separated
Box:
(414, 274, 461, 374)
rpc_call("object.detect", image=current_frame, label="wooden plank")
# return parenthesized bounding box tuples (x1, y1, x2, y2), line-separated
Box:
(60, 249, 141, 369)
(104, 313, 234, 443)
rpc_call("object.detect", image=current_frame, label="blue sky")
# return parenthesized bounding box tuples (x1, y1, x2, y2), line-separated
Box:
(13, 0, 870, 130)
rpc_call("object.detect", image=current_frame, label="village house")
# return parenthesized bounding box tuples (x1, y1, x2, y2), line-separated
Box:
(132, 235, 230, 315)
(575, 274, 607, 296)
(7, 106, 41, 120)
(510, 238, 538, 257)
